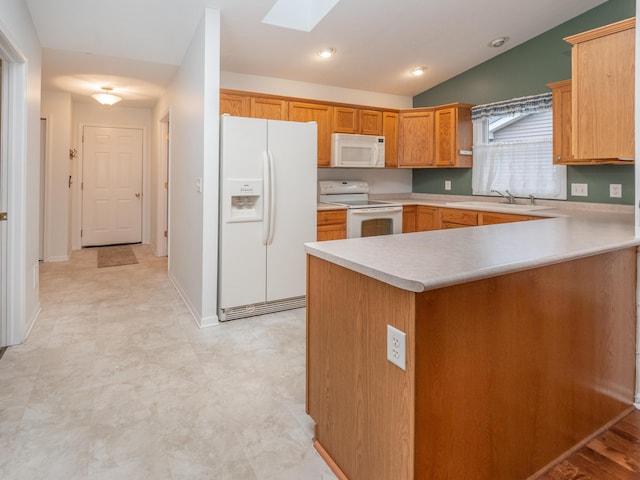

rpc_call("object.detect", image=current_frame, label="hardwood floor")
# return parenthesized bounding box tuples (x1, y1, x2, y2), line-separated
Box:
(537, 409, 640, 480)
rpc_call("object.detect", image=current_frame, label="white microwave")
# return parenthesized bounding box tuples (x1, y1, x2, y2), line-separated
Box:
(331, 133, 385, 168)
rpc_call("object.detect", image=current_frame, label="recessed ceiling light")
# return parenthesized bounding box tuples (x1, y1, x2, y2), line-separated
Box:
(489, 37, 509, 48)
(410, 66, 427, 76)
(317, 47, 336, 58)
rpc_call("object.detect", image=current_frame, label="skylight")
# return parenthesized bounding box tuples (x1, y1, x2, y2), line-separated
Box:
(262, 0, 340, 32)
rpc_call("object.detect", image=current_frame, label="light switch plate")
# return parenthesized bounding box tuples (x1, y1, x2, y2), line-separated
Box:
(387, 325, 406, 371)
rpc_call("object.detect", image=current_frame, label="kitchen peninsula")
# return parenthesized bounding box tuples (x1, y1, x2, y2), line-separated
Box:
(305, 212, 639, 480)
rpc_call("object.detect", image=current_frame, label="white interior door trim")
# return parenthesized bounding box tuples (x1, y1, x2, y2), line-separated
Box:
(0, 22, 28, 346)
(73, 122, 149, 250)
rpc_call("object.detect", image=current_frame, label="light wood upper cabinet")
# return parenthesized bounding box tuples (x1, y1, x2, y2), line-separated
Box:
(220, 92, 250, 116)
(547, 80, 623, 165)
(333, 108, 383, 135)
(359, 110, 383, 135)
(383, 112, 399, 168)
(333, 107, 358, 133)
(251, 97, 288, 120)
(289, 102, 333, 168)
(434, 105, 473, 168)
(565, 17, 635, 160)
(547, 80, 574, 164)
(398, 109, 435, 167)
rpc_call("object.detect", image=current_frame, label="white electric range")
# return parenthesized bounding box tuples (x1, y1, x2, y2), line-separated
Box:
(318, 180, 403, 238)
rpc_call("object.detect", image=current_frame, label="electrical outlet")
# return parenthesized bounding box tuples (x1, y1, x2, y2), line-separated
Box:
(610, 184, 622, 198)
(571, 183, 588, 197)
(387, 325, 406, 371)
(444, 180, 452, 191)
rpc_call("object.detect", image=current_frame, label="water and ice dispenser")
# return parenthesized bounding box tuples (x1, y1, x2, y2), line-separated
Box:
(226, 179, 263, 222)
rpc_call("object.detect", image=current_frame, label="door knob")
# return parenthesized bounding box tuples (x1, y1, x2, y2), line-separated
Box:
(135, 192, 141, 198)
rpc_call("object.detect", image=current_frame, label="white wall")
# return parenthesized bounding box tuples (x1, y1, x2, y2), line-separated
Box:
(1, 0, 42, 344)
(70, 102, 152, 250)
(162, 8, 220, 327)
(221, 71, 413, 110)
(40, 91, 72, 261)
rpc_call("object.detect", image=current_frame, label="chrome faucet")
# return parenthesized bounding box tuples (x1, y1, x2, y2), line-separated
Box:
(491, 189, 516, 204)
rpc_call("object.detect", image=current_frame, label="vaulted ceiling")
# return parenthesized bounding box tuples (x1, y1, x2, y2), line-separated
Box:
(26, 0, 606, 107)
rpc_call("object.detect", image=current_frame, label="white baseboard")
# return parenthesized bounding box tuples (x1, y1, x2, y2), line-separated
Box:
(23, 303, 41, 343)
(167, 272, 219, 328)
(44, 255, 69, 263)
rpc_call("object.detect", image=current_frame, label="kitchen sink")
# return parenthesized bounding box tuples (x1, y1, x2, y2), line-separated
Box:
(445, 201, 554, 212)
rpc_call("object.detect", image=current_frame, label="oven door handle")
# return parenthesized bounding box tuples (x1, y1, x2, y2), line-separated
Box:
(350, 207, 403, 214)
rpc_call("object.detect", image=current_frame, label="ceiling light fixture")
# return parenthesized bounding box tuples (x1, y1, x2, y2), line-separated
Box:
(410, 66, 427, 77)
(317, 47, 336, 58)
(92, 86, 122, 107)
(489, 37, 509, 48)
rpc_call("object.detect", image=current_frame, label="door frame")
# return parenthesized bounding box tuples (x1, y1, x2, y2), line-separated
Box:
(73, 123, 148, 250)
(155, 114, 169, 257)
(0, 26, 28, 346)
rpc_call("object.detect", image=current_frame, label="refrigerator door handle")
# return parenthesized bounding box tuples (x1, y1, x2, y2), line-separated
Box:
(266, 150, 276, 245)
(262, 151, 271, 245)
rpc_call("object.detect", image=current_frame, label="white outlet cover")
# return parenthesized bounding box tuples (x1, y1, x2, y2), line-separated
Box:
(387, 325, 406, 371)
(610, 184, 622, 198)
(571, 183, 588, 197)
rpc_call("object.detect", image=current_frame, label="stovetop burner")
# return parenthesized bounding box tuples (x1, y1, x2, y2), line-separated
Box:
(318, 180, 401, 209)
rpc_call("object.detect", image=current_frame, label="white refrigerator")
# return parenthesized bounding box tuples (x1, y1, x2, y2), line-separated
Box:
(218, 115, 318, 321)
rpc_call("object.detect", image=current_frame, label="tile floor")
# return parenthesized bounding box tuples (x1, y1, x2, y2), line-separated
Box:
(0, 245, 337, 480)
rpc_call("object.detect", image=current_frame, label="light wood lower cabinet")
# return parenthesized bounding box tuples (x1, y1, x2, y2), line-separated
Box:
(440, 208, 478, 228)
(416, 206, 440, 231)
(317, 209, 347, 241)
(478, 211, 537, 225)
(402, 205, 416, 233)
(307, 249, 636, 480)
(402, 205, 538, 232)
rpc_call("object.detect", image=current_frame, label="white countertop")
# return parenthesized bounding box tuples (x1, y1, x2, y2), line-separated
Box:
(307, 197, 639, 292)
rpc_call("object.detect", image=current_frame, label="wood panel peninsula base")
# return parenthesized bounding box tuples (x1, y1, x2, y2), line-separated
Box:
(306, 249, 636, 480)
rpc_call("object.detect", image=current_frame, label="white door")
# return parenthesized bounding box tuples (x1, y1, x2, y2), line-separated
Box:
(82, 126, 143, 246)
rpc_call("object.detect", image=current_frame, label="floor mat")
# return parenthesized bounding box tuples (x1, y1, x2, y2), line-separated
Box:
(97, 245, 139, 268)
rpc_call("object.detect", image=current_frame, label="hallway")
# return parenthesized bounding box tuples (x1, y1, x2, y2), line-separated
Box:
(0, 246, 335, 479)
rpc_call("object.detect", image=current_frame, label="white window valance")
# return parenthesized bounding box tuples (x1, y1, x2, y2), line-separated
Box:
(471, 92, 553, 121)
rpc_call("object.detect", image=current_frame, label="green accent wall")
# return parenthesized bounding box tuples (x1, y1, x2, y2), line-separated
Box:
(412, 0, 636, 205)
(413, 169, 472, 195)
(567, 165, 635, 204)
